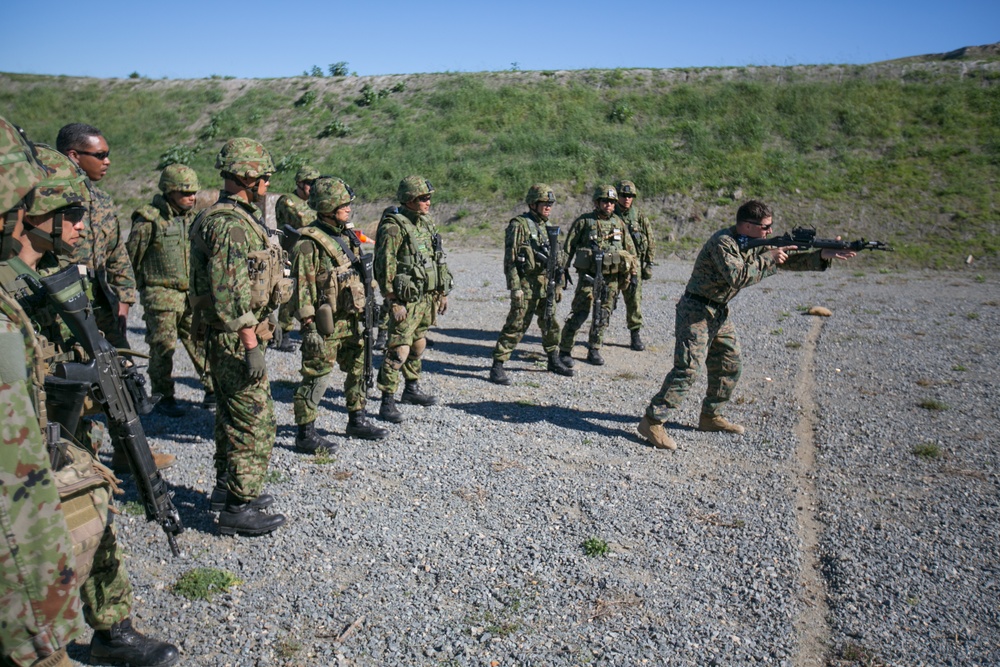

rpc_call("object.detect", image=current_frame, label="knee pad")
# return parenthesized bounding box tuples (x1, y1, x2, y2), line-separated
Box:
(386, 344, 411, 370)
(410, 337, 427, 359)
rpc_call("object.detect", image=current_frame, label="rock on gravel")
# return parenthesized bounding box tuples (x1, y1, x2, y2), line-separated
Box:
(67, 251, 999, 667)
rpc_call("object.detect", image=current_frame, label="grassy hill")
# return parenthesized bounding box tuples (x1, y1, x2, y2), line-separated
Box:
(3, 49, 999, 269)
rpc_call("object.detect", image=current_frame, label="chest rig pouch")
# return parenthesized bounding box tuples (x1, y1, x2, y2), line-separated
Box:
(384, 213, 432, 303)
(54, 441, 116, 584)
(300, 227, 366, 335)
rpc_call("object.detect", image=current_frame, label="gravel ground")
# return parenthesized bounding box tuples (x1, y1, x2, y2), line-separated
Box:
(66, 250, 999, 667)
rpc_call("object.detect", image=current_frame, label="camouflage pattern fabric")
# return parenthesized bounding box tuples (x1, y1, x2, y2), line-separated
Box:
(559, 210, 637, 352)
(376, 293, 435, 394)
(191, 196, 277, 501)
(645, 226, 830, 423)
(291, 220, 368, 424)
(616, 203, 654, 331)
(492, 211, 562, 362)
(127, 195, 210, 399)
(275, 192, 317, 231)
(0, 297, 84, 667)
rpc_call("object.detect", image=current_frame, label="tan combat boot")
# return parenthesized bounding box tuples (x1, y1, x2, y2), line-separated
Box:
(637, 416, 677, 450)
(698, 414, 746, 435)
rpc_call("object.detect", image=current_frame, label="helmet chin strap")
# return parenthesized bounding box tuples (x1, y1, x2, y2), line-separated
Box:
(24, 211, 71, 254)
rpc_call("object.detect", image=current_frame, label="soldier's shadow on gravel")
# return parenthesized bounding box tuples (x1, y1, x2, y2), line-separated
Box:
(449, 400, 657, 440)
(111, 473, 220, 536)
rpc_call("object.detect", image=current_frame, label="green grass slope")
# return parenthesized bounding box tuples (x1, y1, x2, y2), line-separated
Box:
(3, 53, 999, 269)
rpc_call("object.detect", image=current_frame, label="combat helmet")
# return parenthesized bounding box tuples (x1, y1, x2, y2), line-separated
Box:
(593, 184, 618, 201)
(525, 183, 556, 206)
(24, 146, 91, 256)
(309, 176, 355, 215)
(0, 116, 45, 214)
(616, 180, 638, 198)
(215, 137, 274, 179)
(158, 163, 200, 194)
(295, 165, 320, 184)
(397, 175, 434, 204)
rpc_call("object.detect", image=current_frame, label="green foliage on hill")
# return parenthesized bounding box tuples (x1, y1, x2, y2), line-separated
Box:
(2, 61, 998, 267)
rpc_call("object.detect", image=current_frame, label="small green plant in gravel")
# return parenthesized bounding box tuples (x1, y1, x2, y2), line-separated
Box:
(952, 364, 968, 371)
(312, 449, 337, 465)
(614, 370, 641, 381)
(770, 327, 783, 335)
(277, 637, 302, 658)
(918, 399, 949, 411)
(912, 442, 943, 459)
(264, 469, 290, 485)
(318, 119, 350, 138)
(786, 340, 802, 349)
(120, 500, 144, 516)
(172, 567, 242, 601)
(583, 537, 610, 557)
(838, 641, 887, 666)
(966, 312, 979, 320)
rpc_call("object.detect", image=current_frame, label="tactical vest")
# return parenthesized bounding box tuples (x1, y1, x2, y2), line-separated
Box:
(0, 289, 112, 585)
(377, 211, 451, 302)
(572, 214, 634, 276)
(512, 213, 549, 276)
(0, 258, 79, 368)
(132, 197, 191, 290)
(189, 199, 293, 321)
(619, 206, 649, 258)
(298, 225, 366, 320)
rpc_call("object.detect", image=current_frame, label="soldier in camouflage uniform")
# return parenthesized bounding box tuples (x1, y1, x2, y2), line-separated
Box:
(291, 177, 388, 450)
(374, 176, 453, 423)
(489, 184, 574, 385)
(56, 123, 136, 350)
(637, 200, 857, 450)
(272, 165, 319, 351)
(190, 138, 288, 536)
(558, 184, 639, 367)
(127, 164, 213, 418)
(0, 135, 178, 666)
(614, 180, 655, 352)
(0, 116, 83, 667)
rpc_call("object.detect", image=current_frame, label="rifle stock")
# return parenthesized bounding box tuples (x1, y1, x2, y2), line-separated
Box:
(539, 225, 561, 330)
(36, 265, 184, 556)
(358, 251, 376, 393)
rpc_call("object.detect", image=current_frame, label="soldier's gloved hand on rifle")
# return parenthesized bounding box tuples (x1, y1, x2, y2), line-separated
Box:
(510, 289, 524, 307)
(244, 345, 266, 380)
(555, 286, 563, 303)
(437, 295, 448, 315)
(301, 322, 324, 357)
(391, 302, 407, 323)
(641, 264, 653, 281)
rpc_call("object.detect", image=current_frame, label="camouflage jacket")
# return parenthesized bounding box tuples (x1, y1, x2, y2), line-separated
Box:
(190, 195, 275, 333)
(275, 191, 317, 231)
(0, 255, 81, 366)
(563, 210, 638, 278)
(374, 207, 452, 299)
(685, 226, 830, 305)
(291, 219, 362, 340)
(0, 291, 84, 666)
(69, 180, 137, 306)
(503, 211, 562, 292)
(616, 204, 654, 266)
(126, 194, 193, 313)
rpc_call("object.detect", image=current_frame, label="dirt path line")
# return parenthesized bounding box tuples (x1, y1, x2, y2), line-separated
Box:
(792, 319, 832, 667)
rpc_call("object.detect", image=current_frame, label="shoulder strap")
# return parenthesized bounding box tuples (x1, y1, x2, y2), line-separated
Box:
(299, 226, 353, 267)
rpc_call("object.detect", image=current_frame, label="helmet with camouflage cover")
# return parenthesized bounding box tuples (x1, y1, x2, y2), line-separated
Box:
(525, 183, 556, 206)
(214, 137, 274, 179)
(295, 165, 320, 184)
(396, 175, 434, 203)
(0, 116, 45, 214)
(28, 146, 90, 216)
(158, 163, 200, 194)
(615, 180, 638, 198)
(309, 176, 355, 214)
(592, 184, 618, 201)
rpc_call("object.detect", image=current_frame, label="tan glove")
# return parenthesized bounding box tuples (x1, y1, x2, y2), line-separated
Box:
(437, 295, 448, 315)
(510, 289, 524, 307)
(391, 302, 407, 322)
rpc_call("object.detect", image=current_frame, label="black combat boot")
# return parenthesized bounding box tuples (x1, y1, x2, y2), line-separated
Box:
(295, 422, 338, 453)
(153, 396, 186, 418)
(218, 492, 286, 536)
(547, 351, 575, 377)
(489, 360, 512, 385)
(209, 475, 275, 512)
(374, 327, 387, 351)
(379, 392, 404, 423)
(630, 329, 646, 351)
(400, 380, 439, 406)
(586, 347, 605, 366)
(558, 350, 576, 369)
(346, 410, 390, 440)
(89, 618, 179, 667)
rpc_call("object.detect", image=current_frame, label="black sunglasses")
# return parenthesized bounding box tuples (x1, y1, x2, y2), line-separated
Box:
(416, 194, 432, 203)
(57, 206, 87, 223)
(75, 149, 111, 160)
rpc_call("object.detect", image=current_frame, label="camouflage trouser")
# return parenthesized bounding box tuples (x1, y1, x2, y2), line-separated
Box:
(559, 275, 622, 352)
(0, 386, 84, 665)
(80, 522, 134, 631)
(206, 331, 276, 502)
(620, 275, 643, 331)
(492, 286, 561, 362)
(645, 295, 742, 424)
(277, 299, 296, 334)
(294, 331, 367, 425)
(376, 294, 435, 395)
(144, 306, 212, 399)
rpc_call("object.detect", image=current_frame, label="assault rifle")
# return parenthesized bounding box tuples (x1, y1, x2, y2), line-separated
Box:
(587, 244, 610, 343)
(358, 251, 377, 392)
(736, 227, 893, 253)
(33, 266, 184, 557)
(539, 225, 561, 330)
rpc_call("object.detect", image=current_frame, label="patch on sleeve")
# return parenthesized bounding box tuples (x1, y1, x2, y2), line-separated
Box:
(228, 227, 247, 244)
(382, 224, 400, 238)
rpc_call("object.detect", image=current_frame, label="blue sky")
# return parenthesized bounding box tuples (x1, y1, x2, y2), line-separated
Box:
(2, 0, 997, 78)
